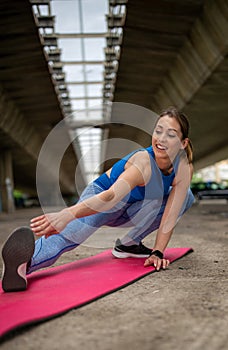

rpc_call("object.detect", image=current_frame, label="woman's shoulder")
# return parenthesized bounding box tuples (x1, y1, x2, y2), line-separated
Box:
(173, 158, 194, 186)
(129, 148, 150, 163)
(126, 149, 151, 179)
(124, 149, 151, 185)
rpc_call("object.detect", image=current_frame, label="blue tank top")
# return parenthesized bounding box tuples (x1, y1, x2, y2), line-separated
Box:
(94, 146, 179, 203)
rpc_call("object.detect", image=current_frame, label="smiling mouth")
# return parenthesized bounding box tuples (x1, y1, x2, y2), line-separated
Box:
(156, 143, 167, 151)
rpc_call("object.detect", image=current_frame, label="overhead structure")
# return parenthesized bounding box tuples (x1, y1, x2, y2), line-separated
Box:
(105, 0, 228, 171)
(0, 0, 227, 212)
(31, 0, 73, 116)
(0, 0, 86, 212)
(34, 0, 128, 183)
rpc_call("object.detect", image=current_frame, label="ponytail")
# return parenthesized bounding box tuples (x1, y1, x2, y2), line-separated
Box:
(185, 139, 193, 164)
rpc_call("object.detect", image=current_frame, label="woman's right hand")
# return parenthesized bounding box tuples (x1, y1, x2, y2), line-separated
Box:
(30, 208, 75, 238)
(144, 255, 170, 270)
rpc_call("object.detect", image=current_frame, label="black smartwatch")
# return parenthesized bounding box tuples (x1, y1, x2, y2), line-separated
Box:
(150, 250, 164, 259)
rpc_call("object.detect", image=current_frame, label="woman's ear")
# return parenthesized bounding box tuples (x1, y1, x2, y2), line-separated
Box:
(181, 138, 189, 149)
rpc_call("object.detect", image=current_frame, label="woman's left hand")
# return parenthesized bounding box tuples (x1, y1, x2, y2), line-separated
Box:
(144, 255, 170, 270)
(30, 208, 75, 238)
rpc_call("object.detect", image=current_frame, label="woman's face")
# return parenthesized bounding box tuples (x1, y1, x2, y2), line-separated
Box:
(152, 115, 187, 161)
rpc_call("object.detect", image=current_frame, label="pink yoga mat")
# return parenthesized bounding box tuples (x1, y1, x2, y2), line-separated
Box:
(0, 247, 193, 338)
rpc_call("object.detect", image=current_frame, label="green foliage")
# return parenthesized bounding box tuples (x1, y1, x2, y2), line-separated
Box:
(191, 172, 203, 184)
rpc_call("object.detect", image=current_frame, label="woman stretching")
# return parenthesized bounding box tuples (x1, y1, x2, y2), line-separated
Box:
(1, 107, 194, 292)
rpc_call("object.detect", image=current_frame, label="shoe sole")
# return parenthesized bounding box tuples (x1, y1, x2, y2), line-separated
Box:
(1, 227, 35, 292)
(112, 249, 150, 259)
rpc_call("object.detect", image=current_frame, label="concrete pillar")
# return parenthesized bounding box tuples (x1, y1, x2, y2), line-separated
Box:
(0, 150, 15, 213)
(215, 163, 220, 183)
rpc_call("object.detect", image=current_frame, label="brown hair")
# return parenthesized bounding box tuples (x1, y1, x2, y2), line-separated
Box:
(158, 106, 193, 163)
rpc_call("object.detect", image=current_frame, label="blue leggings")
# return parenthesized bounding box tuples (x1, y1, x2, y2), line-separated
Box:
(27, 182, 194, 273)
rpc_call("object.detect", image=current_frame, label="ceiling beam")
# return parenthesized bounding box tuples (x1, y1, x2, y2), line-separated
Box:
(151, 0, 228, 112)
(62, 60, 104, 65)
(67, 81, 103, 85)
(55, 33, 106, 39)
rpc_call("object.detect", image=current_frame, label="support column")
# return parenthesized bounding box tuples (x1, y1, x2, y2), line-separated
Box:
(0, 150, 15, 213)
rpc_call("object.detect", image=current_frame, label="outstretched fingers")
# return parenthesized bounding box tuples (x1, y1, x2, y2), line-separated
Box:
(30, 215, 55, 236)
(144, 256, 170, 270)
(163, 258, 170, 269)
(30, 209, 74, 237)
(30, 215, 46, 224)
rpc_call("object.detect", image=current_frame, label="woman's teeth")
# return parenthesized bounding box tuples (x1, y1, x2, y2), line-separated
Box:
(156, 144, 167, 150)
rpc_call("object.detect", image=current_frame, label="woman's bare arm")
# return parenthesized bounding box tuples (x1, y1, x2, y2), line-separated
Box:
(30, 153, 150, 237)
(144, 162, 193, 269)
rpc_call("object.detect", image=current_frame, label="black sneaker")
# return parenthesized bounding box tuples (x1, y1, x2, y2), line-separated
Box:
(1, 227, 35, 292)
(112, 238, 152, 258)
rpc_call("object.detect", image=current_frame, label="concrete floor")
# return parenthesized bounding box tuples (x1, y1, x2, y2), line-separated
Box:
(0, 201, 227, 350)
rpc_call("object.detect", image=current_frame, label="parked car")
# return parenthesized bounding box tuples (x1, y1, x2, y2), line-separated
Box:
(197, 189, 228, 201)
(191, 181, 228, 201)
(24, 196, 40, 208)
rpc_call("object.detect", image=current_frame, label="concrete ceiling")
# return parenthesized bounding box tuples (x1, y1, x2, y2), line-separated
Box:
(104, 0, 228, 171)
(0, 0, 227, 201)
(0, 0, 86, 195)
